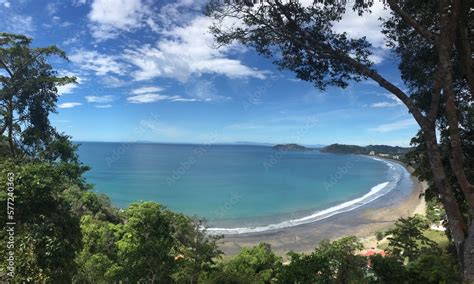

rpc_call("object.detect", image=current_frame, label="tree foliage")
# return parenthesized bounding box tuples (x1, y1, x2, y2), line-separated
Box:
(0, 32, 77, 161)
(279, 236, 366, 283)
(0, 160, 82, 282)
(213, 243, 281, 283)
(385, 215, 438, 261)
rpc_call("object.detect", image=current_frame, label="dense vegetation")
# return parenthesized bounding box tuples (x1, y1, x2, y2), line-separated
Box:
(320, 144, 411, 156)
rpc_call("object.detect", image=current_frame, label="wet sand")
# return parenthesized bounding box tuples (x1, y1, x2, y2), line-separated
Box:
(217, 163, 426, 256)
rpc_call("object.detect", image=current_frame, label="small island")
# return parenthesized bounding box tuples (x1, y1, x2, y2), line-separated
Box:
(272, 143, 314, 152)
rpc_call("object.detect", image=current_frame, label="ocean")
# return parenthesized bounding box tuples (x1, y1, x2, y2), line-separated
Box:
(77, 142, 411, 234)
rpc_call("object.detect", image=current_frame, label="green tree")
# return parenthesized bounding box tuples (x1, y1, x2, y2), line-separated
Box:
(279, 251, 328, 283)
(0, 160, 82, 282)
(71, 200, 223, 283)
(114, 202, 176, 282)
(74, 215, 121, 283)
(170, 214, 223, 284)
(204, 243, 281, 284)
(0, 33, 76, 160)
(280, 236, 366, 283)
(63, 188, 122, 223)
(370, 255, 408, 284)
(425, 199, 447, 225)
(385, 215, 438, 261)
(406, 252, 461, 283)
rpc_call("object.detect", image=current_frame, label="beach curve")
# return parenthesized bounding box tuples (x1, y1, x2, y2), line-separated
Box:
(208, 156, 403, 235)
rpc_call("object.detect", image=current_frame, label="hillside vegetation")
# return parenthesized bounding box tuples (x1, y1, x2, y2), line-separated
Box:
(321, 144, 411, 156)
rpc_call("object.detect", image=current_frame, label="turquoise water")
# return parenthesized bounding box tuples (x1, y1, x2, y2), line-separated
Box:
(77, 142, 405, 231)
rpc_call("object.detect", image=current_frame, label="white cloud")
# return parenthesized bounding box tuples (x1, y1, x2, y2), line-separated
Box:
(368, 53, 385, 65)
(153, 0, 205, 30)
(6, 14, 34, 34)
(101, 75, 126, 87)
(63, 35, 81, 46)
(132, 86, 164, 94)
(72, 0, 88, 6)
(127, 93, 196, 104)
(88, 24, 119, 41)
(85, 95, 114, 103)
(57, 84, 78, 96)
(369, 118, 418, 133)
(333, 1, 389, 49)
(89, 0, 145, 28)
(69, 50, 126, 76)
(124, 16, 267, 81)
(57, 71, 83, 96)
(58, 102, 82, 109)
(368, 92, 404, 108)
(0, 0, 10, 8)
(127, 93, 164, 104)
(129, 86, 201, 103)
(47, 3, 58, 15)
(95, 104, 112, 108)
(186, 79, 229, 102)
(370, 101, 400, 108)
(88, 0, 149, 40)
(333, 1, 390, 63)
(372, 93, 403, 108)
(171, 97, 198, 102)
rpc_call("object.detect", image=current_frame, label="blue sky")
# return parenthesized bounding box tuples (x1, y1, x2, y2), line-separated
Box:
(0, 0, 419, 146)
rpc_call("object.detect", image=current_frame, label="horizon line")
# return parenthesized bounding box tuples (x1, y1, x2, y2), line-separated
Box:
(72, 140, 410, 148)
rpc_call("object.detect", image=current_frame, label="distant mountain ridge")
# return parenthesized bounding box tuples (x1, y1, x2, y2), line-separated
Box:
(320, 144, 411, 155)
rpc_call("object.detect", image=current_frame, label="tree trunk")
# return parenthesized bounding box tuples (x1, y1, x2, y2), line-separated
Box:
(439, 1, 474, 281)
(7, 98, 15, 157)
(464, 219, 474, 281)
(454, 0, 474, 99)
(421, 126, 467, 258)
(439, 0, 474, 211)
(444, 82, 474, 210)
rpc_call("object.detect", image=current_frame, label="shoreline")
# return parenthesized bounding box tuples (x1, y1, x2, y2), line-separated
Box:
(217, 159, 426, 257)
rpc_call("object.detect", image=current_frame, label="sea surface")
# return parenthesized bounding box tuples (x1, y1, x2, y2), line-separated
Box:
(77, 142, 411, 234)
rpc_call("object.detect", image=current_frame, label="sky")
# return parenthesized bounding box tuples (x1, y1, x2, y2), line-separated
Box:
(0, 0, 420, 146)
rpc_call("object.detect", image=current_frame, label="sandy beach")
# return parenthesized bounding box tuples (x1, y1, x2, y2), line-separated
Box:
(217, 162, 427, 256)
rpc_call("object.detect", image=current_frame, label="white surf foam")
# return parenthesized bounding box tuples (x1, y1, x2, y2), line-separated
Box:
(207, 181, 392, 235)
